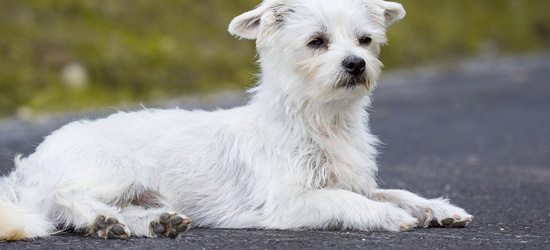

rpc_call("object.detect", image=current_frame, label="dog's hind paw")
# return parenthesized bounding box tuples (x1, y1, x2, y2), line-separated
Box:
(150, 213, 191, 239)
(91, 215, 131, 239)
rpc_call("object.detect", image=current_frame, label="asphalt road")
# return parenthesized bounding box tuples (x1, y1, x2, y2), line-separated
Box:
(1, 54, 549, 249)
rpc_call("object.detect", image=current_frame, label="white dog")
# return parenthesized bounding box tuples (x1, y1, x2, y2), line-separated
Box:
(0, 0, 473, 241)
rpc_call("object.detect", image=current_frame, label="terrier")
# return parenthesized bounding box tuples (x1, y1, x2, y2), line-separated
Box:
(0, 0, 472, 241)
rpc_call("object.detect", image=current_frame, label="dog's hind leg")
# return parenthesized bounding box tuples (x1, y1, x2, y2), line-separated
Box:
(371, 189, 473, 228)
(53, 187, 190, 239)
(52, 188, 132, 239)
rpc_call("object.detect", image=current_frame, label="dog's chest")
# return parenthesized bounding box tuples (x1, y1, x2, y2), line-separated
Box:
(299, 136, 359, 189)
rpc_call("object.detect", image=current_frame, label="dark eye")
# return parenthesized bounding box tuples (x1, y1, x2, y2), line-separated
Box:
(359, 36, 372, 45)
(308, 37, 326, 48)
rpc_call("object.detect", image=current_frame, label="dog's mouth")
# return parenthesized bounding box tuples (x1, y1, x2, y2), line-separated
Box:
(335, 74, 369, 89)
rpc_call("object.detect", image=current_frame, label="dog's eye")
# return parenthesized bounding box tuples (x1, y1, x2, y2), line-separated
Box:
(308, 37, 326, 48)
(359, 36, 372, 45)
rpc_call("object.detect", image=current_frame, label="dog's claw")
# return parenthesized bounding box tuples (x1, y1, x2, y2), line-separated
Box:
(151, 213, 191, 238)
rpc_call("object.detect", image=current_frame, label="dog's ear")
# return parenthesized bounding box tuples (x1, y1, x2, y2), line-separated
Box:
(381, 1, 406, 27)
(228, 0, 287, 40)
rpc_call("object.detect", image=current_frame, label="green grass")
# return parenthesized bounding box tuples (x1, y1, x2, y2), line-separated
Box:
(1, 0, 549, 118)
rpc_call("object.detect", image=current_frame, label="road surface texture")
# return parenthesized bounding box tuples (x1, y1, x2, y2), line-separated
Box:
(1, 54, 549, 249)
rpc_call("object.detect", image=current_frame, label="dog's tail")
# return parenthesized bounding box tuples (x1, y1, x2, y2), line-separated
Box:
(0, 156, 54, 241)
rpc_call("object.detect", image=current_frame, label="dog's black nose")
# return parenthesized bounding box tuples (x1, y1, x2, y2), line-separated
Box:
(342, 56, 366, 75)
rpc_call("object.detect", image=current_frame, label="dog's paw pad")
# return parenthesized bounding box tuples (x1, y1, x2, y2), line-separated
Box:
(91, 215, 130, 239)
(151, 213, 191, 238)
(441, 218, 454, 226)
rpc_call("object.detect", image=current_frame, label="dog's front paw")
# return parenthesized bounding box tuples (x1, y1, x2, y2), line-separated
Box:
(150, 213, 192, 239)
(423, 199, 473, 228)
(91, 215, 131, 239)
(379, 204, 420, 231)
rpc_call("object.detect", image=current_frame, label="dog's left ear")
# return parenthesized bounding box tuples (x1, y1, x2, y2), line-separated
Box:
(381, 1, 406, 27)
(228, 0, 288, 40)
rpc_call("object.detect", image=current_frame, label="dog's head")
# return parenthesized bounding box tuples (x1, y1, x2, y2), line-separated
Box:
(229, 0, 405, 102)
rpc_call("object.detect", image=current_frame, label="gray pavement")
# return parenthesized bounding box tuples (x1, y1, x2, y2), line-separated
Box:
(1, 54, 549, 249)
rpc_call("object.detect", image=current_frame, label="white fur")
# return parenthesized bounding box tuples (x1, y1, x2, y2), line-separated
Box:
(0, 0, 472, 241)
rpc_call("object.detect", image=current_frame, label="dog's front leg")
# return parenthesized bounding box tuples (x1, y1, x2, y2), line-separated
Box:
(264, 189, 419, 231)
(371, 189, 473, 228)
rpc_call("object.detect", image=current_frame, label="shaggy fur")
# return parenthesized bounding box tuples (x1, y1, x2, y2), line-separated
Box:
(0, 0, 472, 241)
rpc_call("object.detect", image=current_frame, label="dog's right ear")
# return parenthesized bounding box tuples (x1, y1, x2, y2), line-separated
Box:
(228, 0, 288, 40)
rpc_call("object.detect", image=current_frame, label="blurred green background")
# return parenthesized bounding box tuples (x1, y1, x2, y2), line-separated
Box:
(1, 0, 549, 119)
